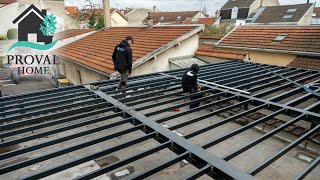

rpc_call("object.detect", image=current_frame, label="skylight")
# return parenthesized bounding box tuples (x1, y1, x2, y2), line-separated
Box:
(273, 34, 287, 42)
(283, 14, 293, 19)
(287, 9, 297, 13)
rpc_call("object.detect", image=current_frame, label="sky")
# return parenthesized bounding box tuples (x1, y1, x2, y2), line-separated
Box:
(65, 0, 320, 16)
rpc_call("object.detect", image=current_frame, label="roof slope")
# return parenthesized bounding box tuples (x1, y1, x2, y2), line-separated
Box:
(54, 26, 201, 75)
(217, 26, 320, 54)
(221, 0, 256, 9)
(54, 29, 95, 40)
(254, 4, 314, 24)
(151, 11, 200, 24)
(196, 45, 247, 60)
(183, 17, 216, 26)
(288, 56, 320, 71)
(314, 7, 320, 18)
(0, 0, 16, 8)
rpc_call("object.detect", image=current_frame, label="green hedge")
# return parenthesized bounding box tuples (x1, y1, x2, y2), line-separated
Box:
(7, 29, 18, 39)
(0, 36, 6, 40)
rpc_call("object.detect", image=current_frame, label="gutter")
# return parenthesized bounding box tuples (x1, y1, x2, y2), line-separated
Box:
(110, 25, 205, 79)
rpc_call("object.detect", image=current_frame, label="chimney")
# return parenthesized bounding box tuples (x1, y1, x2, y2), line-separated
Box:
(153, 6, 157, 11)
(307, 0, 310, 3)
(215, 10, 220, 18)
(147, 12, 153, 28)
(121, 10, 125, 15)
(103, 0, 112, 28)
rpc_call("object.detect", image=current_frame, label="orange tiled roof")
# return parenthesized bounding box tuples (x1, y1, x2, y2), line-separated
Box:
(288, 56, 320, 71)
(54, 26, 201, 75)
(65, 6, 80, 18)
(196, 45, 247, 60)
(54, 29, 95, 40)
(183, 17, 216, 26)
(217, 26, 320, 54)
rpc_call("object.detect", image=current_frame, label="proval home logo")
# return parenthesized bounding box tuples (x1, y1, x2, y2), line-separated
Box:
(8, 4, 58, 52)
(6, 4, 59, 76)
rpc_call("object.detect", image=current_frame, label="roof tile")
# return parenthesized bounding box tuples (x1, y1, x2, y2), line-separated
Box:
(196, 45, 247, 60)
(54, 26, 199, 75)
(288, 56, 320, 71)
(218, 26, 320, 53)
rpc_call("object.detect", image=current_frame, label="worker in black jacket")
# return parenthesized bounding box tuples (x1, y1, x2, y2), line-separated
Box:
(181, 64, 203, 109)
(112, 36, 133, 90)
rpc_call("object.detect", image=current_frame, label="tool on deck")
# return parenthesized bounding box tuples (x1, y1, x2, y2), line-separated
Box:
(258, 65, 320, 98)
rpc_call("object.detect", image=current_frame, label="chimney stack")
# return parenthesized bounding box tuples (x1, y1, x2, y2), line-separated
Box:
(153, 6, 157, 11)
(307, 0, 310, 3)
(147, 12, 153, 28)
(103, 0, 112, 28)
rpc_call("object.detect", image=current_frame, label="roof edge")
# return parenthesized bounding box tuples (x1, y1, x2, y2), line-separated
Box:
(110, 25, 205, 79)
(215, 45, 320, 57)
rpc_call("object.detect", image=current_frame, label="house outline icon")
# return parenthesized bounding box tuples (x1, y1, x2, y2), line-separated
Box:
(13, 4, 53, 44)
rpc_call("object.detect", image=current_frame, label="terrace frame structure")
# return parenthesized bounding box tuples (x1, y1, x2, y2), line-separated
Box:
(0, 61, 319, 179)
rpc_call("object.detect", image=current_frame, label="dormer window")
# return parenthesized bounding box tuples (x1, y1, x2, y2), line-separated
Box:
(283, 14, 293, 19)
(159, 17, 164, 21)
(231, 6, 239, 19)
(273, 34, 287, 42)
(177, 16, 181, 20)
(287, 9, 297, 13)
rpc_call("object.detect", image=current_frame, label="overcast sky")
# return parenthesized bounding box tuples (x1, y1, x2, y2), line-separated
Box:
(66, 0, 319, 16)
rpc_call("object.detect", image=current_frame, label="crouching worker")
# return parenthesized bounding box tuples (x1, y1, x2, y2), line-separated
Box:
(181, 64, 203, 109)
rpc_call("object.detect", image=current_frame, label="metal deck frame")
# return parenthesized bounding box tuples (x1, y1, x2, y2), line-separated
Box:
(0, 61, 319, 179)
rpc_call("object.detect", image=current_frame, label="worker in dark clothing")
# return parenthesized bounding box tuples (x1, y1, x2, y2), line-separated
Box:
(112, 36, 133, 90)
(181, 64, 203, 109)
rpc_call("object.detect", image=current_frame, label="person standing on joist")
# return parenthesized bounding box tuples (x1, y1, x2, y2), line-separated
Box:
(181, 64, 203, 109)
(112, 36, 134, 90)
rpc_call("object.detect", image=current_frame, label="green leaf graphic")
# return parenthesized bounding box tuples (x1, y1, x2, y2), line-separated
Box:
(39, 14, 57, 36)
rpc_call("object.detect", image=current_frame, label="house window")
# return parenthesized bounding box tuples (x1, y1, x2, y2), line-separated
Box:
(286, 9, 297, 13)
(273, 34, 287, 42)
(159, 17, 164, 21)
(283, 14, 293, 19)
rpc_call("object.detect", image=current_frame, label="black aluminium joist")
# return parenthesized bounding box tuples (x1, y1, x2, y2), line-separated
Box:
(76, 86, 255, 180)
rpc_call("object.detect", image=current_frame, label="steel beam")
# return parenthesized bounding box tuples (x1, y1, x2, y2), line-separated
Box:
(294, 156, 320, 180)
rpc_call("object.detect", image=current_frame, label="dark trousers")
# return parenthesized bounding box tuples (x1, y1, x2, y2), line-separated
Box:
(184, 88, 203, 109)
(117, 71, 128, 90)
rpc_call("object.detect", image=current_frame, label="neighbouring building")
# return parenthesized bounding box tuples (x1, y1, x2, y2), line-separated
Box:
(312, 7, 320, 24)
(79, 8, 128, 28)
(124, 8, 151, 26)
(144, 11, 207, 25)
(198, 34, 225, 45)
(211, 25, 320, 71)
(183, 17, 220, 27)
(52, 25, 204, 84)
(0, 0, 19, 36)
(247, 3, 315, 25)
(220, 0, 280, 26)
